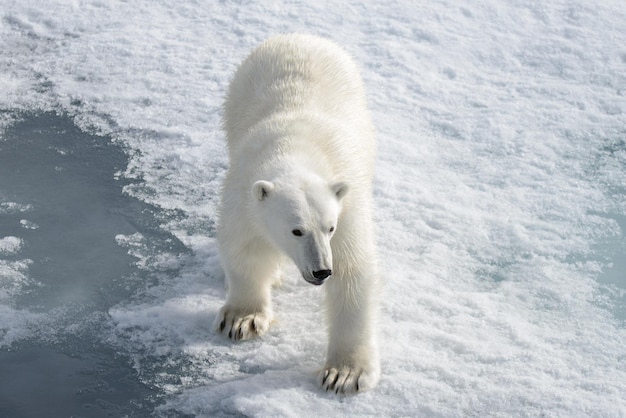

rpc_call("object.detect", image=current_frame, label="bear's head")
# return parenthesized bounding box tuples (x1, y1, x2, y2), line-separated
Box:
(251, 176, 347, 285)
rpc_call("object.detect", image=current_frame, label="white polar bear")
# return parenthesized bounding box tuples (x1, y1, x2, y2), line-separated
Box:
(215, 34, 380, 394)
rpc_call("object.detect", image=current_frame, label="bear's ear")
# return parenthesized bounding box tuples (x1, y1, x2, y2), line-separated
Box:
(331, 181, 348, 201)
(252, 180, 274, 201)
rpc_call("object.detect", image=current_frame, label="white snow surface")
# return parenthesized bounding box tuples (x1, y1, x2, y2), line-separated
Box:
(1, 1, 626, 417)
(0, 236, 22, 254)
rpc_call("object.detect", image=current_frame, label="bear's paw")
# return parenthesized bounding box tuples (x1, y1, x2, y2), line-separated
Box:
(319, 364, 380, 394)
(215, 306, 272, 341)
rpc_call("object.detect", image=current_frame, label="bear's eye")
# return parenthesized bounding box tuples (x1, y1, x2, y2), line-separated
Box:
(329, 226, 335, 233)
(292, 229, 303, 237)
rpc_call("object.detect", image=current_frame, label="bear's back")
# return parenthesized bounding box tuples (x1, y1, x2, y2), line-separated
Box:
(223, 34, 371, 155)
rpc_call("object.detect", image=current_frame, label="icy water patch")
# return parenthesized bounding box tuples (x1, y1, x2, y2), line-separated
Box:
(594, 213, 626, 321)
(0, 112, 186, 416)
(0, 348, 151, 418)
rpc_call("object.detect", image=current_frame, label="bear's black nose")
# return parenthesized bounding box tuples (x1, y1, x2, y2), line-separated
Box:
(312, 269, 332, 279)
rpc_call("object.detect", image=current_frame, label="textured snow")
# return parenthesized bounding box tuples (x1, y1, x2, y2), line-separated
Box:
(0, 236, 22, 255)
(1, 0, 625, 417)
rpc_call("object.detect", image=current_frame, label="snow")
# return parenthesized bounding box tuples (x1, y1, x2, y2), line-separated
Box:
(0, 236, 22, 254)
(1, 0, 625, 417)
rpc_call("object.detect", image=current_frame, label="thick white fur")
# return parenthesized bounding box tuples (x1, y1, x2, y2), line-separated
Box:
(215, 34, 380, 394)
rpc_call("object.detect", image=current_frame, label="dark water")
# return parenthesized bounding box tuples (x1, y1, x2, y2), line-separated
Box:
(0, 348, 149, 418)
(0, 112, 183, 417)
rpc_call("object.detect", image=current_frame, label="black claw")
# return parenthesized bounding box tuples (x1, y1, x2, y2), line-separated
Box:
(321, 371, 329, 385)
(219, 319, 226, 332)
(356, 380, 360, 392)
(229, 318, 236, 338)
(237, 327, 243, 340)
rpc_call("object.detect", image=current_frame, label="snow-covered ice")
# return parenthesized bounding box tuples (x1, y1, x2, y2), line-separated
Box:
(1, 0, 625, 416)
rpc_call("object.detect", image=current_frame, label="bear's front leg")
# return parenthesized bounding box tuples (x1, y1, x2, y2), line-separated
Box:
(214, 243, 279, 341)
(319, 271, 380, 393)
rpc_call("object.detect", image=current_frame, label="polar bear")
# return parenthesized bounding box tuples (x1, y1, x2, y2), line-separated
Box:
(215, 34, 380, 394)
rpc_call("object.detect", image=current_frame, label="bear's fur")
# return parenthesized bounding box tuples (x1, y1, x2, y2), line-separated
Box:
(215, 34, 380, 393)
